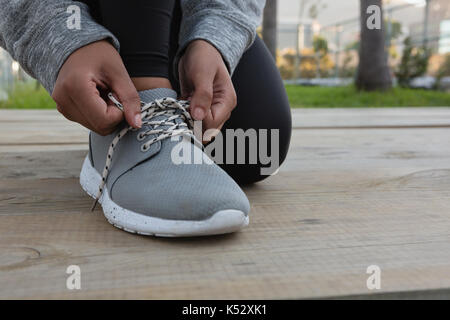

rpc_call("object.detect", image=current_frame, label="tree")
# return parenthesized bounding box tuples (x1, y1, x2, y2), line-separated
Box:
(356, 0, 392, 91)
(395, 37, 430, 87)
(262, 0, 278, 60)
(385, 19, 402, 41)
(313, 36, 329, 78)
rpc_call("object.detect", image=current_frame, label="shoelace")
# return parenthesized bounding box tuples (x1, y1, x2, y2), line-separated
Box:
(91, 93, 193, 210)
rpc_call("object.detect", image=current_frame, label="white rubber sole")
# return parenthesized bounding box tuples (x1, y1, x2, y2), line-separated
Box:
(79, 156, 249, 237)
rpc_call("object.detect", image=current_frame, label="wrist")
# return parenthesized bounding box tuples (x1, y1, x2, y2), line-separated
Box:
(185, 39, 228, 70)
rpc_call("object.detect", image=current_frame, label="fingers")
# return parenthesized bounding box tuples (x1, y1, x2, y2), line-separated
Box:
(203, 104, 227, 131)
(54, 94, 93, 131)
(203, 79, 236, 131)
(51, 40, 139, 135)
(53, 78, 119, 135)
(202, 110, 226, 144)
(104, 68, 142, 129)
(75, 81, 124, 135)
(178, 39, 236, 130)
(189, 72, 214, 121)
(55, 76, 124, 135)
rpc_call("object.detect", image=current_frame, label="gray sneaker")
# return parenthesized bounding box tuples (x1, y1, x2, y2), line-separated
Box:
(79, 88, 250, 237)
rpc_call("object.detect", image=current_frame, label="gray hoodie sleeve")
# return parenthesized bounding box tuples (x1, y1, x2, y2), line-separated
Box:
(0, 0, 264, 93)
(0, 0, 119, 93)
(177, 0, 266, 74)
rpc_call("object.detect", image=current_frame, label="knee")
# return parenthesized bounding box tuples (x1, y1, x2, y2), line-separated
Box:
(219, 125, 292, 185)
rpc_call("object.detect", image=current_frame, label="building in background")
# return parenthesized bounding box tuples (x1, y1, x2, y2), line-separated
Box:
(431, 0, 450, 53)
(408, 0, 450, 52)
(278, 22, 315, 50)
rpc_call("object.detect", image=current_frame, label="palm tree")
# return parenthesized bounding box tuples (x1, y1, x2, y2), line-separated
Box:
(262, 0, 278, 60)
(356, 0, 392, 91)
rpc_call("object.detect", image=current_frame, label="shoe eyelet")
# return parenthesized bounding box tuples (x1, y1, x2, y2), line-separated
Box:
(137, 132, 145, 141)
(141, 144, 149, 152)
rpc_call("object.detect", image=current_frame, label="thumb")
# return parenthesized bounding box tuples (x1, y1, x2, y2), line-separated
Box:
(190, 81, 213, 121)
(109, 75, 141, 129)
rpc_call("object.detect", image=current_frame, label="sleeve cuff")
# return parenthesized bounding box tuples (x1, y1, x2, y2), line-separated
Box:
(24, 2, 120, 93)
(174, 12, 254, 80)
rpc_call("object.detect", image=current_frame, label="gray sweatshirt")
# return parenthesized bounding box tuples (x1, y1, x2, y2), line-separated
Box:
(0, 0, 265, 93)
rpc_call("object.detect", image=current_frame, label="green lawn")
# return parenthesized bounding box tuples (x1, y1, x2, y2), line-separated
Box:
(0, 82, 56, 109)
(1, 82, 449, 109)
(286, 85, 450, 108)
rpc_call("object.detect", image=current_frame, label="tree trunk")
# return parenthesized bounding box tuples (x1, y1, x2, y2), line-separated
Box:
(356, 0, 392, 91)
(262, 0, 278, 60)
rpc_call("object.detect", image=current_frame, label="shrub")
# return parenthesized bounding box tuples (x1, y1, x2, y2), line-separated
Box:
(395, 37, 431, 87)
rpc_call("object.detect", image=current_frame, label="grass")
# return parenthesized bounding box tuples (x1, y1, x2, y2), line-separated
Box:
(0, 82, 56, 109)
(286, 85, 450, 108)
(1, 82, 449, 109)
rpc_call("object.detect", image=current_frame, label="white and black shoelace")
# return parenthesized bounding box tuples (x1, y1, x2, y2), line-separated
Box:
(91, 93, 194, 210)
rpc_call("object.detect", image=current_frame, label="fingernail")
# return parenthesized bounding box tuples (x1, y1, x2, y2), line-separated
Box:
(134, 114, 142, 128)
(193, 108, 205, 120)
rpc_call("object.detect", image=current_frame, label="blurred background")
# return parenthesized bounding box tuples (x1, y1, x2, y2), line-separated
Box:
(1, 0, 449, 109)
(272, 0, 450, 83)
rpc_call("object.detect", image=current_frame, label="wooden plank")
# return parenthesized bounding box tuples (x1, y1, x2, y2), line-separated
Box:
(2, 108, 450, 151)
(0, 126, 449, 299)
(291, 107, 450, 128)
(0, 110, 86, 148)
(0, 110, 63, 122)
(2, 107, 450, 126)
(2, 128, 450, 180)
(0, 173, 449, 299)
(0, 122, 88, 146)
(0, 150, 86, 181)
(0, 144, 88, 153)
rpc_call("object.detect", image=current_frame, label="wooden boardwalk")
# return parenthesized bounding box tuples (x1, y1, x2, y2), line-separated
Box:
(0, 108, 449, 299)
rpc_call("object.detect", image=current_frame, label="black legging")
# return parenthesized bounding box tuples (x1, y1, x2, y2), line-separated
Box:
(81, 0, 292, 184)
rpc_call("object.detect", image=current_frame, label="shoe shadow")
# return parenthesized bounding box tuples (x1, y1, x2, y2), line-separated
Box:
(137, 231, 244, 248)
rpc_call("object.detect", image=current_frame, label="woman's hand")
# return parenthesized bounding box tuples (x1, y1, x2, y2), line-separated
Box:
(178, 40, 237, 139)
(52, 40, 142, 136)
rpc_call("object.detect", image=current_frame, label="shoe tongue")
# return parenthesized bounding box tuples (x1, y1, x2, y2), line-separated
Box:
(139, 88, 187, 129)
(138, 88, 177, 102)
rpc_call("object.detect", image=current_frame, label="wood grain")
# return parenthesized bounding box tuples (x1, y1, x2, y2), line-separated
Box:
(291, 107, 450, 128)
(0, 109, 449, 299)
